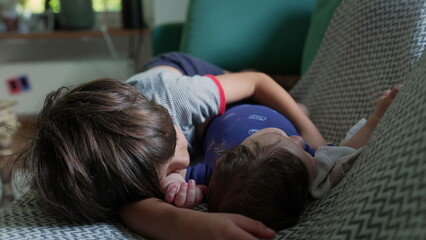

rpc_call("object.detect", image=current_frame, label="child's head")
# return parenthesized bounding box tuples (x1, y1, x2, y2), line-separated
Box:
(207, 128, 314, 231)
(15, 79, 177, 222)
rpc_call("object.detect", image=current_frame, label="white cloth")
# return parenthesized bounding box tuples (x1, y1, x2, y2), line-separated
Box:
(310, 118, 366, 199)
(310, 146, 362, 199)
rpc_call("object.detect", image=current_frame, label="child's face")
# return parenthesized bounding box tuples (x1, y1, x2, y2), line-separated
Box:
(239, 128, 316, 183)
(158, 125, 190, 179)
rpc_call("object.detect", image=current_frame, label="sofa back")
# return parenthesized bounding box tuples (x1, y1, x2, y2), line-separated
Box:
(180, 0, 316, 74)
(284, 0, 426, 239)
(291, 0, 426, 144)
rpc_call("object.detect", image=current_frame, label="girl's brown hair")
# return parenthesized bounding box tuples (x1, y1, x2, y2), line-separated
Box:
(14, 79, 176, 223)
(208, 143, 310, 231)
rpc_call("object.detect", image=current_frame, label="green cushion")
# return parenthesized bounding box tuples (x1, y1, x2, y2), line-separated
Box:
(152, 22, 184, 56)
(300, 0, 343, 75)
(180, 0, 316, 74)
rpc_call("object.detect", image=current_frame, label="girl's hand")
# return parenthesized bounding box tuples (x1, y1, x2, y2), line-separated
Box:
(160, 174, 207, 208)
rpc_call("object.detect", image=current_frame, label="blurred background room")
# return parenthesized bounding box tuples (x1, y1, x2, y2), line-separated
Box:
(0, 0, 189, 208)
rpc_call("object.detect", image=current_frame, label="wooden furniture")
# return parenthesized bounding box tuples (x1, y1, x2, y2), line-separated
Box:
(0, 29, 144, 40)
(0, 28, 148, 68)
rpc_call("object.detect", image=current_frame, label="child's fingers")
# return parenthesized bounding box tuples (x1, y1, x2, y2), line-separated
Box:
(165, 184, 178, 203)
(389, 86, 400, 98)
(198, 185, 208, 195)
(175, 182, 188, 207)
(184, 180, 197, 207)
(374, 85, 402, 119)
(194, 185, 207, 206)
(381, 85, 401, 98)
(381, 89, 391, 97)
(173, 181, 206, 208)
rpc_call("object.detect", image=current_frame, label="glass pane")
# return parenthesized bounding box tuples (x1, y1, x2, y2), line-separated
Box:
(20, 0, 121, 13)
(93, 0, 122, 12)
(20, 0, 45, 13)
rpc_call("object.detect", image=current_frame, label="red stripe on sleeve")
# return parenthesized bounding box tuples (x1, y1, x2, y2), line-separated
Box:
(205, 74, 226, 115)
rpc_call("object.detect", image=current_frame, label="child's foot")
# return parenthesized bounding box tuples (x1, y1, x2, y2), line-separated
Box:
(373, 85, 402, 119)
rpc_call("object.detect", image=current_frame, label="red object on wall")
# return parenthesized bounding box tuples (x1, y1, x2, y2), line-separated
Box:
(6, 75, 31, 94)
(7, 78, 21, 94)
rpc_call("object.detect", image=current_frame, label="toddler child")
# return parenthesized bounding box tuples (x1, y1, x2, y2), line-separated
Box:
(160, 86, 401, 231)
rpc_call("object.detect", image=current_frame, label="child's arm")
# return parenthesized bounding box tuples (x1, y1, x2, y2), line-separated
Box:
(160, 171, 207, 208)
(215, 72, 326, 149)
(120, 198, 276, 240)
(343, 86, 401, 149)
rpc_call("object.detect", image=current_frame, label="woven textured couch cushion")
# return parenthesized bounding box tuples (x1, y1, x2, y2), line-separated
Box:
(291, 0, 426, 144)
(282, 40, 426, 240)
(0, 193, 144, 239)
(180, 0, 316, 74)
(282, 0, 426, 238)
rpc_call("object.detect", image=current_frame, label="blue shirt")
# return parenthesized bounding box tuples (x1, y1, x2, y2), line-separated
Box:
(186, 104, 315, 185)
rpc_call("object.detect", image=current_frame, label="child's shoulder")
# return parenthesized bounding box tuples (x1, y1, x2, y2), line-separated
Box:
(126, 67, 173, 84)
